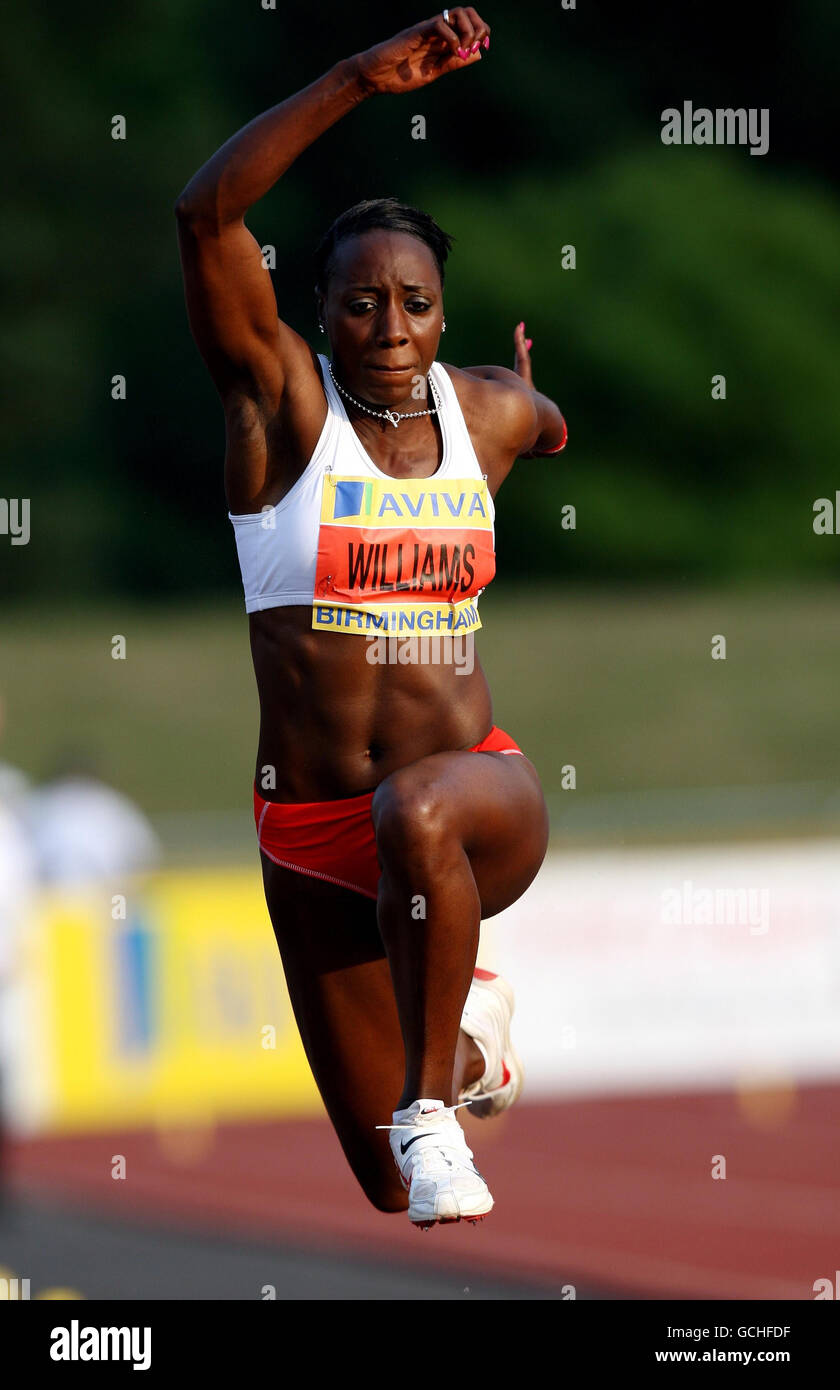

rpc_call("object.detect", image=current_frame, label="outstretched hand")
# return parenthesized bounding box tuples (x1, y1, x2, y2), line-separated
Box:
(513, 319, 567, 458)
(513, 320, 534, 388)
(355, 8, 491, 96)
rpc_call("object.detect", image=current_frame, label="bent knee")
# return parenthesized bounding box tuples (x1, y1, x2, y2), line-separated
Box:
(372, 771, 452, 862)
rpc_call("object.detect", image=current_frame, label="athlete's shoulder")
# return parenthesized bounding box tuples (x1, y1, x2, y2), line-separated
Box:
(439, 362, 537, 448)
(439, 360, 528, 391)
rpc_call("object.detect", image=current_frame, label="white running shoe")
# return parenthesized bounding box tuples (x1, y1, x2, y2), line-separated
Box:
(458, 968, 524, 1119)
(379, 1099, 494, 1230)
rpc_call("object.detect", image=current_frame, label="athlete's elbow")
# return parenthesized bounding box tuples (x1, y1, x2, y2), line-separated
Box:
(174, 185, 198, 218)
(174, 197, 213, 232)
(174, 190, 225, 233)
(520, 404, 568, 458)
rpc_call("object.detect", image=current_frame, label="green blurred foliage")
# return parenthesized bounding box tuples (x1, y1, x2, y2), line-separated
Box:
(2, 0, 838, 599)
(427, 152, 840, 579)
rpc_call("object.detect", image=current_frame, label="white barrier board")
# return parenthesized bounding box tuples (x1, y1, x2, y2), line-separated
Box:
(480, 840, 840, 1097)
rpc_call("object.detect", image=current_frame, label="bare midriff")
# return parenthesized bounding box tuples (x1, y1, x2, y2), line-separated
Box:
(249, 605, 493, 801)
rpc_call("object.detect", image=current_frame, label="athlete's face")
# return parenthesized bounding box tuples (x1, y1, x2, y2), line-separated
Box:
(320, 230, 444, 405)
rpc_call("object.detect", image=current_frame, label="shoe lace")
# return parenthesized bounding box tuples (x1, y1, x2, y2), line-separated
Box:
(374, 1099, 473, 1131)
(458, 1080, 497, 1101)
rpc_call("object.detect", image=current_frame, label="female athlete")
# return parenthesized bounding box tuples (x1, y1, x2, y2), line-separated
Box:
(175, 8, 567, 1229)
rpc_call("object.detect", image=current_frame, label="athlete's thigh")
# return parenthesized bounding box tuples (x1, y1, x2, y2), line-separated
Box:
(375, 749, 550, 919)
(260, 855, 407, 1208)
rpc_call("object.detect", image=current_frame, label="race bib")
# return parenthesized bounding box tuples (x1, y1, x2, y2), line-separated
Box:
(313, 474, 495, 636)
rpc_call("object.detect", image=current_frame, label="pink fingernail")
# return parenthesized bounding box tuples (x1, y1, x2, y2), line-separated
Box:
(525, 338, 533, 349)
(457, 47, 468, 58)
(483, 36, 490, 49)
(471, 41, 480, 53)
(518, 320, 525, 331)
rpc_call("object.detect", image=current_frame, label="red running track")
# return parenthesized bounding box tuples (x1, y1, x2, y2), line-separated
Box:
(8, 1086, 839, 1299)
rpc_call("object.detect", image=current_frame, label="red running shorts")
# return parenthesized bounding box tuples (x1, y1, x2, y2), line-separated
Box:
(254, 724, 524, 900)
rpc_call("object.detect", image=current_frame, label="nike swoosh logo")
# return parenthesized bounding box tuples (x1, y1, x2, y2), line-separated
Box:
(400, 1133, 433, 1155)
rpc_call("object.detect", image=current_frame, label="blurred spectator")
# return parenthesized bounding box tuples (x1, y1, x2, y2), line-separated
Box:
(0, 801, 33, 983)
(24, 752, 161, 885)
(0, 764, 30, 811)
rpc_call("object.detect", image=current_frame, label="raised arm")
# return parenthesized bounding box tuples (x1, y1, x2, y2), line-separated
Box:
(175, 11, 491, 409)
(174, 60, 367, 406)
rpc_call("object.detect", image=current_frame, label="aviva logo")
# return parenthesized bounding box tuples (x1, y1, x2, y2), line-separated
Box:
(334, 479, 374, 519)
(324, 475, 492, 530)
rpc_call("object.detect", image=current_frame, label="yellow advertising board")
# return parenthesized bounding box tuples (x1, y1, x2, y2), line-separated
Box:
(19, 869, 322, 1132)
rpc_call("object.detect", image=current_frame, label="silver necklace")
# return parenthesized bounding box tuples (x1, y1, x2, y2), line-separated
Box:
(328, 360, 441, 429)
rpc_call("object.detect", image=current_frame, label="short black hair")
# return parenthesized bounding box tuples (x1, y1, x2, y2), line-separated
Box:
(313, 197, 454, 294)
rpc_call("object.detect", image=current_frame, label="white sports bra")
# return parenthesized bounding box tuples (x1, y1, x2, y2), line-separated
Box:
(229, 353, 496, 636)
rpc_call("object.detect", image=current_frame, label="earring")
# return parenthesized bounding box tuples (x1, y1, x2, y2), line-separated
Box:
(442, 318, 447, 332)
(318, 322, 325, 334)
